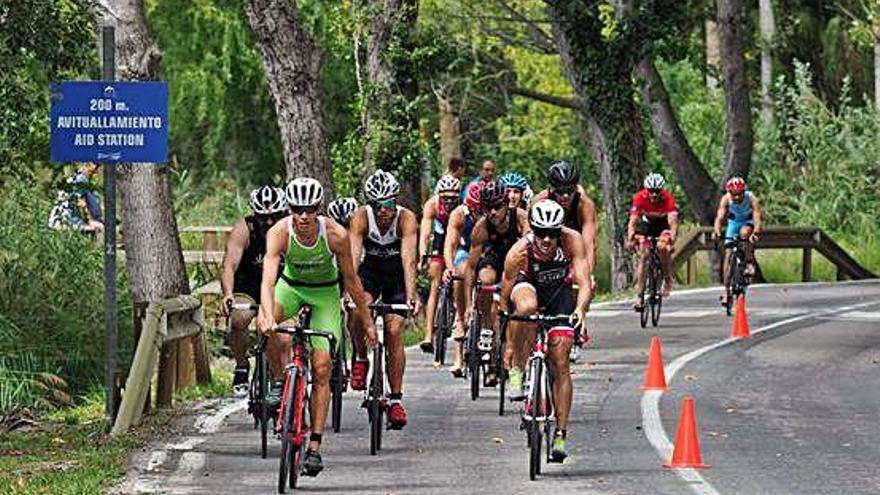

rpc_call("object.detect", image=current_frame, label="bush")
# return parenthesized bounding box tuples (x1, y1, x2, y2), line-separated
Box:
(0, 178, 132, 413)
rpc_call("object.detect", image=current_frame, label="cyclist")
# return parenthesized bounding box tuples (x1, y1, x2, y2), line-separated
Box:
(462, 180, 529, 385)
(221, 185, 287, 397)
(327, 197, 358, 228)
(500, 170, 530, 209)
(713, 176, 763, 306)
(626, 173, 679, 310)
(257, 177, 376, 476)
(499, 199, 592, 463)
(348, 169, 420, 429)
(418, 175, 462, 354)
(442, 181, 484, 376)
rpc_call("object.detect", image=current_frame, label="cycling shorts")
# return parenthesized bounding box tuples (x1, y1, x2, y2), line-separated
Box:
(511, 281, 574, 317)
(358, 262, 407, 306)
(273, 281, 341, 352)
(453, 247, 470, 267)
(725, 220, 755, 246)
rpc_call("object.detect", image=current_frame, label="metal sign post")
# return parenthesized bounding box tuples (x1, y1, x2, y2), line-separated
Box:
(102, 25, 117, 419)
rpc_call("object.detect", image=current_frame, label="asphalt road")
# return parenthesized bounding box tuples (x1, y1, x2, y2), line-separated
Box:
(116, 281, 880, 495)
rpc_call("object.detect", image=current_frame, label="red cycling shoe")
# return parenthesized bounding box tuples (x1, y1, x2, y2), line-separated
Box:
(350, 360, 368, 391)
(387, 402, 408, 429)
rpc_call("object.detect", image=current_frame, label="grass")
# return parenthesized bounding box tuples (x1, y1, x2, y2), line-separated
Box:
(0, 361, 233, 495)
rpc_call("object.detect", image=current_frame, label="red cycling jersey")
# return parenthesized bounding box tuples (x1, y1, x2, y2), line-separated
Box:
(630, 189, 677, 219)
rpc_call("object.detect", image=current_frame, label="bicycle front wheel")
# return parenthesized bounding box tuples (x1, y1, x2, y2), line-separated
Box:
(331, 354, 344, 433)
(434, 290, 449, 364)
(370, 343, 384, 455)
(278, 369, 298, 494)
(650, 262, 663, 327)
(467, 316, 481, 400)
(528, 359, 543, 480)
(257, 350, 269, 459)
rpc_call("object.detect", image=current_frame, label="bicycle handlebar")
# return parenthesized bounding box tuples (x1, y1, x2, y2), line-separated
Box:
(499, 312, 575, 326)
(274, 324, 337, 348)
(369, 303, 413, 315)
(230, 302, 259, 311)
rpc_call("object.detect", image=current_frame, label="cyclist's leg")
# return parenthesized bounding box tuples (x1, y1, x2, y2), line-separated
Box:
(450, 249, 470, 373)
(507, 284, 538, 363)
(270, 282, 303, 379)
(634, 236, 649, 307)
(659, 231, 675, 296)
(740, 223, 756, 274)
(421, 259, 444, 348)
(302, 286, 342, 455)
(228, 306, 256, 370)
(351, 266, 380, 361)
(544, 287, 574, 431)
(382, 282, 409, 396)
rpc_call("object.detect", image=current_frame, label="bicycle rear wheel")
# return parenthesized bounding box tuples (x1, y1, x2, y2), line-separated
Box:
(528, 360, 543, 480)
(434, 289, 450, 364)
(257, 349, 269, 459)
(331, 354, 344, 433)
(278, 369, 298, 494)
(650, 262, 663, 327)
(369, 343, 384, 455)
(290, 381, 308, 490)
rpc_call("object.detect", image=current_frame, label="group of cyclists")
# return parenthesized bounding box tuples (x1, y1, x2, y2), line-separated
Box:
(219, 158, 763, 479)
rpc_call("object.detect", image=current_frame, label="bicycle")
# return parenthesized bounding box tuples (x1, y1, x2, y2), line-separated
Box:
(433, 274, 462, 365)
(636, 236, 663, 328)
(502, 312, 572, 481)
(228, 301, 273, 460)
(331, 301, 353, 433)
(495, 315, 508, 416)
(464, 283, 500, 401)
(274, 306, 337, 493)
(364, 302, 412, 455)
(722, 236, 751, 316)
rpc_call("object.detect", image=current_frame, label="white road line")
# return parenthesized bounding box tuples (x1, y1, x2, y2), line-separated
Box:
(641, 299, 880, 495)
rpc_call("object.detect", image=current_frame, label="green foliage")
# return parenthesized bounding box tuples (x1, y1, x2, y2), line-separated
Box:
(0, 178, 133, 413)
(753, 61, 880, 247)
(147, 0, 284, 184)
(0, 0, 97, 178)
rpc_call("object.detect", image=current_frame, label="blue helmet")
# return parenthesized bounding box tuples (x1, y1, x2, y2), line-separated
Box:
(499, 171, 528, 191)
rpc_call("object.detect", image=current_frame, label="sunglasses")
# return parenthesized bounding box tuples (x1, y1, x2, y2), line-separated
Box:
(290, 205, 319, 215)
(483, 202, 506, 212)
(648, 188, 662, 195)
(371, 198, 397, 209)
(533, 227, 561, 240)
(553, 187, 575, 197)
(440, 195, 460, 203)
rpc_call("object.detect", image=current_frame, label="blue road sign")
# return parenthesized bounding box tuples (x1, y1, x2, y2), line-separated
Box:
(50, 81, 168, 163)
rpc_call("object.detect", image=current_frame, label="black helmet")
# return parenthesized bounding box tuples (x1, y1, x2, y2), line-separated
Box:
(548, 160, 579, 188)
(480, 180, 507, 208)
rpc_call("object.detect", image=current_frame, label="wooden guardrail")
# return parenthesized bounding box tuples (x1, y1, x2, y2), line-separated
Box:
(672, 226, 876, 285)
(112, 295, 211, 436)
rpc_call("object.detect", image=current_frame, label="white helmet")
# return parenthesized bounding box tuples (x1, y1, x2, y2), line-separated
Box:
(529, 199, 565, 230)
(327, 197, 358, 225)
(643, 173, 666, 190)
(249, 185, 287, 214)
(285, 177, 324, 207)
(364, 169, 400, 201)
(436, 174, 461, 193)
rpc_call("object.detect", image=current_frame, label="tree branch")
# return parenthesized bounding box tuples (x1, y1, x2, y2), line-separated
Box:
(509, 86, 580, 110)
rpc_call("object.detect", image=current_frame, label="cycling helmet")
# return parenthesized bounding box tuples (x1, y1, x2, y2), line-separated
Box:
(465, 181, 484, 211)
(529, 199, 565, 230)
(436, 174, 462, 193)
(548, 160, 579, 188)
(364, 169, 400, 201)
(499, 171, 528, 191)
(327, 197, 358, 225)
(285, 177, 324, 207)
(726, 176, 746, 193)
(249, 185, 287, 214)
(643, 173, 666, 191)
(480, 180, 507, 207)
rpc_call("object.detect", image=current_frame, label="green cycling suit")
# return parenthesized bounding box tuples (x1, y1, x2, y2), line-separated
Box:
(273, 216, 341, 352)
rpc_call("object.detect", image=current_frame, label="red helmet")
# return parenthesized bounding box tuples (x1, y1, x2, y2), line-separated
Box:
(465, 181, 484, 212)
(726, 176, 746, 193)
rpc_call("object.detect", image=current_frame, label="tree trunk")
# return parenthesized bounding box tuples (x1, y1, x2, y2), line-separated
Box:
(438, 95, 462, 171)
(97, 0, 188, 303)
(548, 1, 646, 291)
(874, 27, 880, 111)
(758, 0, 776, 125)
(705, 18, 721, 91)
(635, 59, 718, 226)
(717, 0, 753, 184)
(362, 0, 422, 211)
(244, 0, 333, 194)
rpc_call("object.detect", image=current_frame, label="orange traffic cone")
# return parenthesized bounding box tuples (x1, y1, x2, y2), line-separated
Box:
(642, 336, 667, 391)
(730, 295, 751, 339)
(664, 395, 710, 468)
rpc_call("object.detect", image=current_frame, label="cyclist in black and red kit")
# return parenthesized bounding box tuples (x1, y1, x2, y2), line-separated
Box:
(462, 180, 529, 384)
(220, 185, 287, 396)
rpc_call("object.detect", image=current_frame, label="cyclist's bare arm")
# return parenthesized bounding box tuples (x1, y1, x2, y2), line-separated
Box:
(563, 228, 592, 319)
(626, 211, 640, 245)
(258, 221, 288, 332)
(515, 207, 530, 234)
(499, 239, 528, 314)
(668, 211, 680, 239)
(221, 218, 249, 303)
(418, 197, 437, 262)
(348, 207, 368, 272)
(713, 194, 731, 237)
(528, 188, 549, 207)
(443, 206, 466, 270)
(327, 221, 375, 340)
(464, 219, 489, 305)
(399, 209, 420, 305)
(750, 194, 763, 235)
(577, 187, 599, 274)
